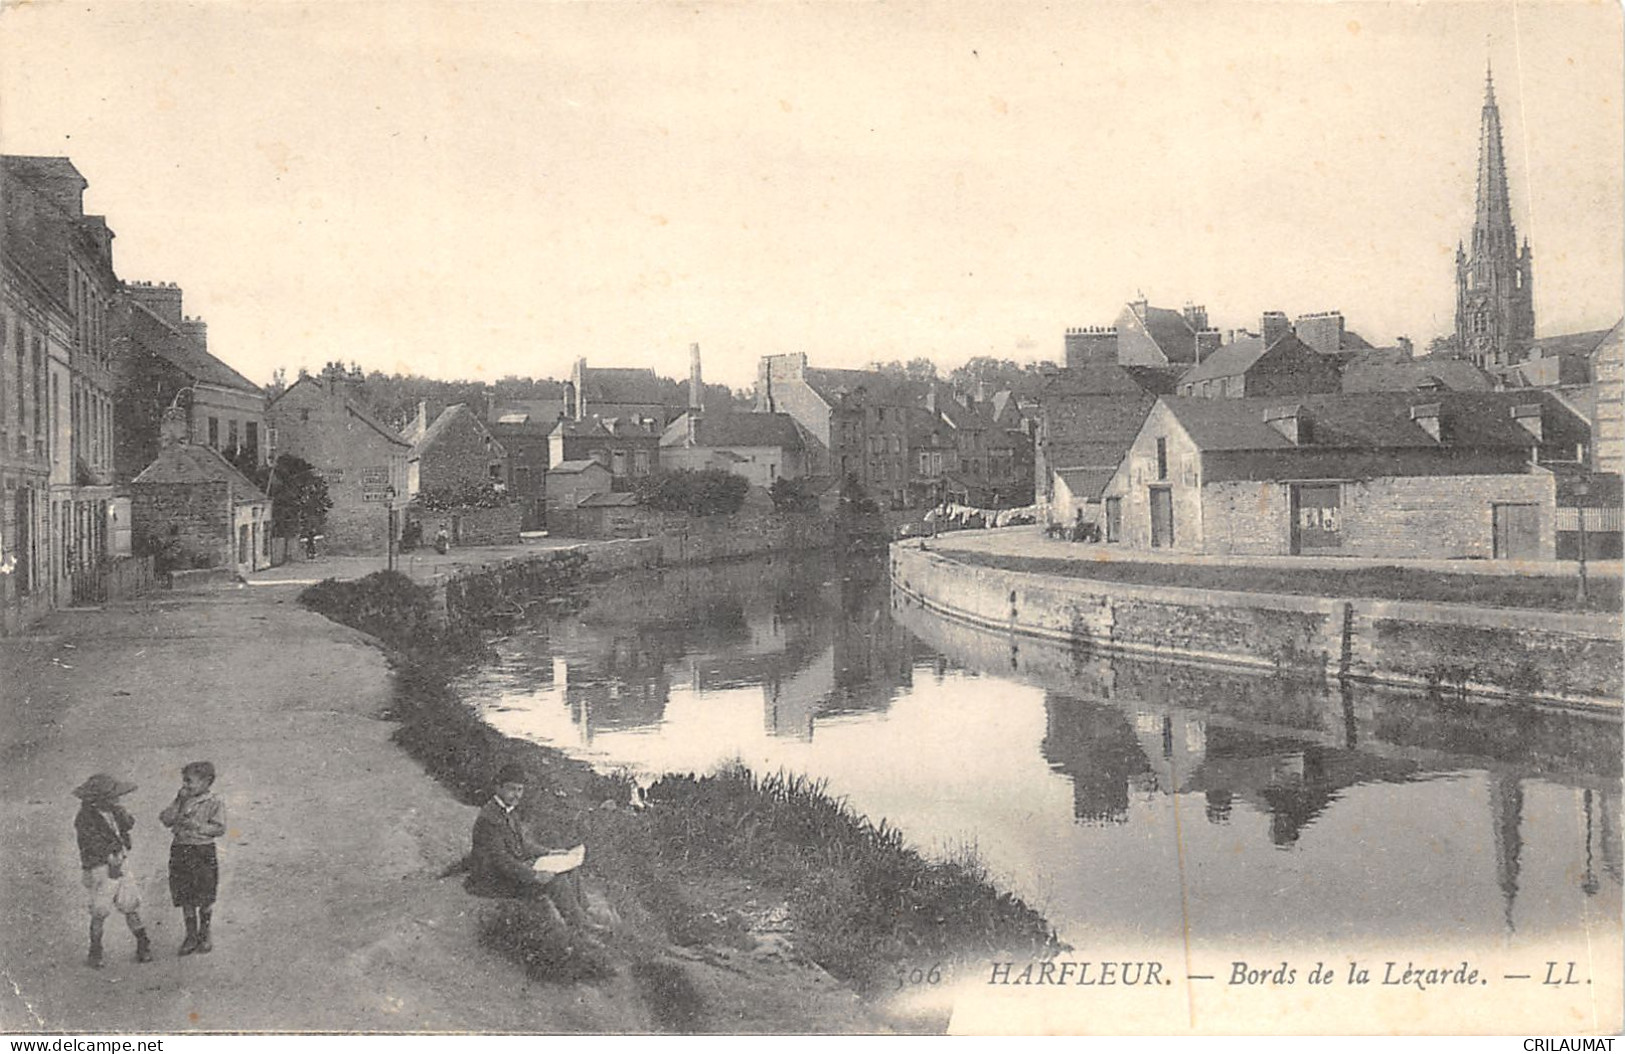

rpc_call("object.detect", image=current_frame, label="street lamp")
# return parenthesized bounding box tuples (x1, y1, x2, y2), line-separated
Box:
(386, 485, 400, 574)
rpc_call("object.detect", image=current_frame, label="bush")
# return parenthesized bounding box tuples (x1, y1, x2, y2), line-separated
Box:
(635, 470, 748, 517)
(418, 480, 509, 511)
(768, 477, 821, 514)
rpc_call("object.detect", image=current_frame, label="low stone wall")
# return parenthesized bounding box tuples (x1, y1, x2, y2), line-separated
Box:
(890, 542, 1623, 710)
(558, 507, 832, 565)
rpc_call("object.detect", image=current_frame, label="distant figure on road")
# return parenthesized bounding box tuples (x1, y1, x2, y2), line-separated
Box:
(302, 530, 318, 560)
(160, 760, 227, 956)
(433, 526, 451, 555)
(467, 762, 605, 944)
(73, 773, 152, 968)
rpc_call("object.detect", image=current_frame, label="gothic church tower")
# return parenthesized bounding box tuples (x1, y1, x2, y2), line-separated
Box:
(1455, 63, 1535, 368)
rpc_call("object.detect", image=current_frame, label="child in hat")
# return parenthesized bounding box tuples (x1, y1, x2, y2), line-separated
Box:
(72, 773, 152, 967)
(159, 761, 227, 955)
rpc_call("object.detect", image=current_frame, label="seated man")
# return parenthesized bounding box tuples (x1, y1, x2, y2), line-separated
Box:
(468, 762, 605, 940)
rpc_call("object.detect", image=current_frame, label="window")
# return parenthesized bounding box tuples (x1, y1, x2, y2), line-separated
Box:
(246, 422, 259, 464)
(1155, 437, 1168, 481)
(208, 417, 220, 448)
(300, 408, 311, 423)
(228, 419, 239, 454)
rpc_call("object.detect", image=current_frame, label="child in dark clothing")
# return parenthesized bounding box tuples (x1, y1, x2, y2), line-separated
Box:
(159, 761, 227, 955)
(72, 773, 152, 967)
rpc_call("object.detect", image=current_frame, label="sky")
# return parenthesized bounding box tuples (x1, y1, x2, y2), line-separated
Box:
(1, 1, 1621, 392)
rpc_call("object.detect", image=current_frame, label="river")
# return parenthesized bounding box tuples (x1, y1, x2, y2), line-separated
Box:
(461, 551, 1622, 957)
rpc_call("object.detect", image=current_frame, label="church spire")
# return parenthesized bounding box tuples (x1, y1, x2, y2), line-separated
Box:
(1455, 58, 1534, 369)
(1474, 60, 1515, 248)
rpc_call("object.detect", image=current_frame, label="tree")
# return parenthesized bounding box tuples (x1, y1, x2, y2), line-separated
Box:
(635, 469, 749, 516)
(233, 452, 332, 540)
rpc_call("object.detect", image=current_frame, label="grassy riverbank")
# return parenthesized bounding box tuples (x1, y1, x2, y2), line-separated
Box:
(940, 549, 1622, 613)
(300, 571, 1059, 998)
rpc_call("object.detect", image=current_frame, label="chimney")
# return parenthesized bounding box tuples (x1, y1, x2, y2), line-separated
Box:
(415, 400, 428, 437)
(1263, 404, 1307, 444)
(689, 343, 704, 412)
(1260, 311, 1291, 348)
(1397, 336, 1415, 357)
(1292, 311, 1345, 354)
(1183, 303, 1209, 331)
(687, 411, 699, 445)
(1511, 404, 1543, 442)
(562, 380, 577, 419)
(180, 316, 207, 354)
(124, 281, 184, 325)
(1129, 292, 1149, 320)
(1410, 402, 1444, 442)
(1195, 329, 1222, 362)
(925, 388, 937, 413)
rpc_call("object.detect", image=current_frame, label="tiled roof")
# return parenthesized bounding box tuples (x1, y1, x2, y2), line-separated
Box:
(1040, 363, 1162, 398)
(1178, 336, 1273, 385)
(1527, 329, 1614, 362)
(414, 404, 504, 458)
(131, 443, 269, 500)
(1163, 391, 1586, 452)
(490, 399, 569, 428)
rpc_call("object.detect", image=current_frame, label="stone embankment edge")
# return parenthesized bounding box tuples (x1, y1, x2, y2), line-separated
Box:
(890, 542, 1624, 714)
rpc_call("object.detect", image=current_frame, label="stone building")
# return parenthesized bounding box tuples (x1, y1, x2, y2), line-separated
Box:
(406, 403, 507, 497)
(130, 417, 271, 577)
(548, 415, 660, 489)
(1112, 298, 1222, 368)
(755, 353, 928, 506)
(113, 282, 265, 484)
(1, 155, 123, 630)
(1034, 363, 1174, 527)
(264, 365, 411, 553)
(1175, 326, 1341, 400)
(659, 411, 806, 488)
(1589, 322, 1623, 476)
(488, 398, 567, 531)
(1454, 65, 1536, 369)
(1100, 391, 1590, 559)
(543, 459, 613, 536)
(566, 358, 680, 427)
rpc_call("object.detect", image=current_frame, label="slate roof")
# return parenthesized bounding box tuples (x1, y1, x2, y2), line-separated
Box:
(578, 491, 640, 508)
(490, 399, 569, 428)
(269, 377, 411, 447)
(1178, 335, 1275, 386)
(1162, 391, 1587, 453)
(131, 443, 269, 500)
(413, 404, 505, 459)
(1526, 329, 1614, 362)
(1053, 466, 1116, 502)
(1040, 363, 1164, 398)
(550, 415, 660, 440)
(660, 411, 805, 449)
(1340, 353, 1494, 394)
(549, 459, 610, 475)
(1139, 305, 1200, 363)
(121, 301, 263, 395)
(578, 367, 668, 406)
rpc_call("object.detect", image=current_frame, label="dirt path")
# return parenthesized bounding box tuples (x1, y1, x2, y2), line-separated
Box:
(0, 583, 883, 1034)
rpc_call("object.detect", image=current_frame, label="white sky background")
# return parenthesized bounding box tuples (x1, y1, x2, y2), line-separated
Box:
(1, 1, 1621, 392)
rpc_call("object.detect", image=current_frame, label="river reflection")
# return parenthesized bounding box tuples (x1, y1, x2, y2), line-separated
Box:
(462, 552, 1622, 948)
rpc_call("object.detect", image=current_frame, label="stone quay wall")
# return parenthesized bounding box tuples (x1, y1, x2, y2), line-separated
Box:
(890, 542, 1622, 711)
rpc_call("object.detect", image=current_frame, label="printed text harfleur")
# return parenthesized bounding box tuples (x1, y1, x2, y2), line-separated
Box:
(988, 959, 1591, 990)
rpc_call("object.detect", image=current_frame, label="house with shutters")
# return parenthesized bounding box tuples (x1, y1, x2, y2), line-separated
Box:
(1099, 391, 1592, 560)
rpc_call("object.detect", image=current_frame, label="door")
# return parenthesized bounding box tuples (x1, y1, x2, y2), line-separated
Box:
(1149, 487, 1173, 549)
(1493, 503, 1541, 560)
(1291, 484, 1343, 554)
(1105, 497, 1122, 543)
